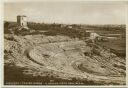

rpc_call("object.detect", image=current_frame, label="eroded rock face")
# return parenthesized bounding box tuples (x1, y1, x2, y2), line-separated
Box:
(4, 34, 126, 85)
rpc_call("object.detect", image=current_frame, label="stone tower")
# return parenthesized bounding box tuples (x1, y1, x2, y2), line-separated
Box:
(17, 15, 27, 27)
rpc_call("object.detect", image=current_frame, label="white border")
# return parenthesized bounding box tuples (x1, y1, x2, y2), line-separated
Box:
(125, 2, 127, 87)
(1, 0, 128, 87)
(0, 0, 4, 87)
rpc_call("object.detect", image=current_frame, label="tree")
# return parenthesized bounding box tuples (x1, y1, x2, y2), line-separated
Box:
(4, 22, 10, 28)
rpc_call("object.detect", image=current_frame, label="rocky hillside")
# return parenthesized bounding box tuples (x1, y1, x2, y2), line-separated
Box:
(4, 33, 126, 85)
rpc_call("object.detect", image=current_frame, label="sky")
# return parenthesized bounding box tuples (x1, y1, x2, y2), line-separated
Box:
(4, 1, 127, 24)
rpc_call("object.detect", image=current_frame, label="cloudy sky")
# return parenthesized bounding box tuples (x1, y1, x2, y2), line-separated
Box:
(4, 1, 126, 24)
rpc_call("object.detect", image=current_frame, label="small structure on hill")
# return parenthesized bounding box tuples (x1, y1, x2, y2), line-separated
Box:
(85, 32, 108, 43)
(17, 15, 29, 30)
(17, 15, 27, 27)
(90, 32, 100, 40)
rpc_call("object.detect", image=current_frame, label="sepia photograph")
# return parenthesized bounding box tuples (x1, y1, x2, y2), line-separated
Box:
(3, 0, 126, 86)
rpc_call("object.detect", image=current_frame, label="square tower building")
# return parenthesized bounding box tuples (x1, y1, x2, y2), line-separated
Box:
(17, 15, 27, 27)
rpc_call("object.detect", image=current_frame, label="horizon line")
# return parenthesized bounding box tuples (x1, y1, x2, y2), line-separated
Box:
(4, 20, 126, 25)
